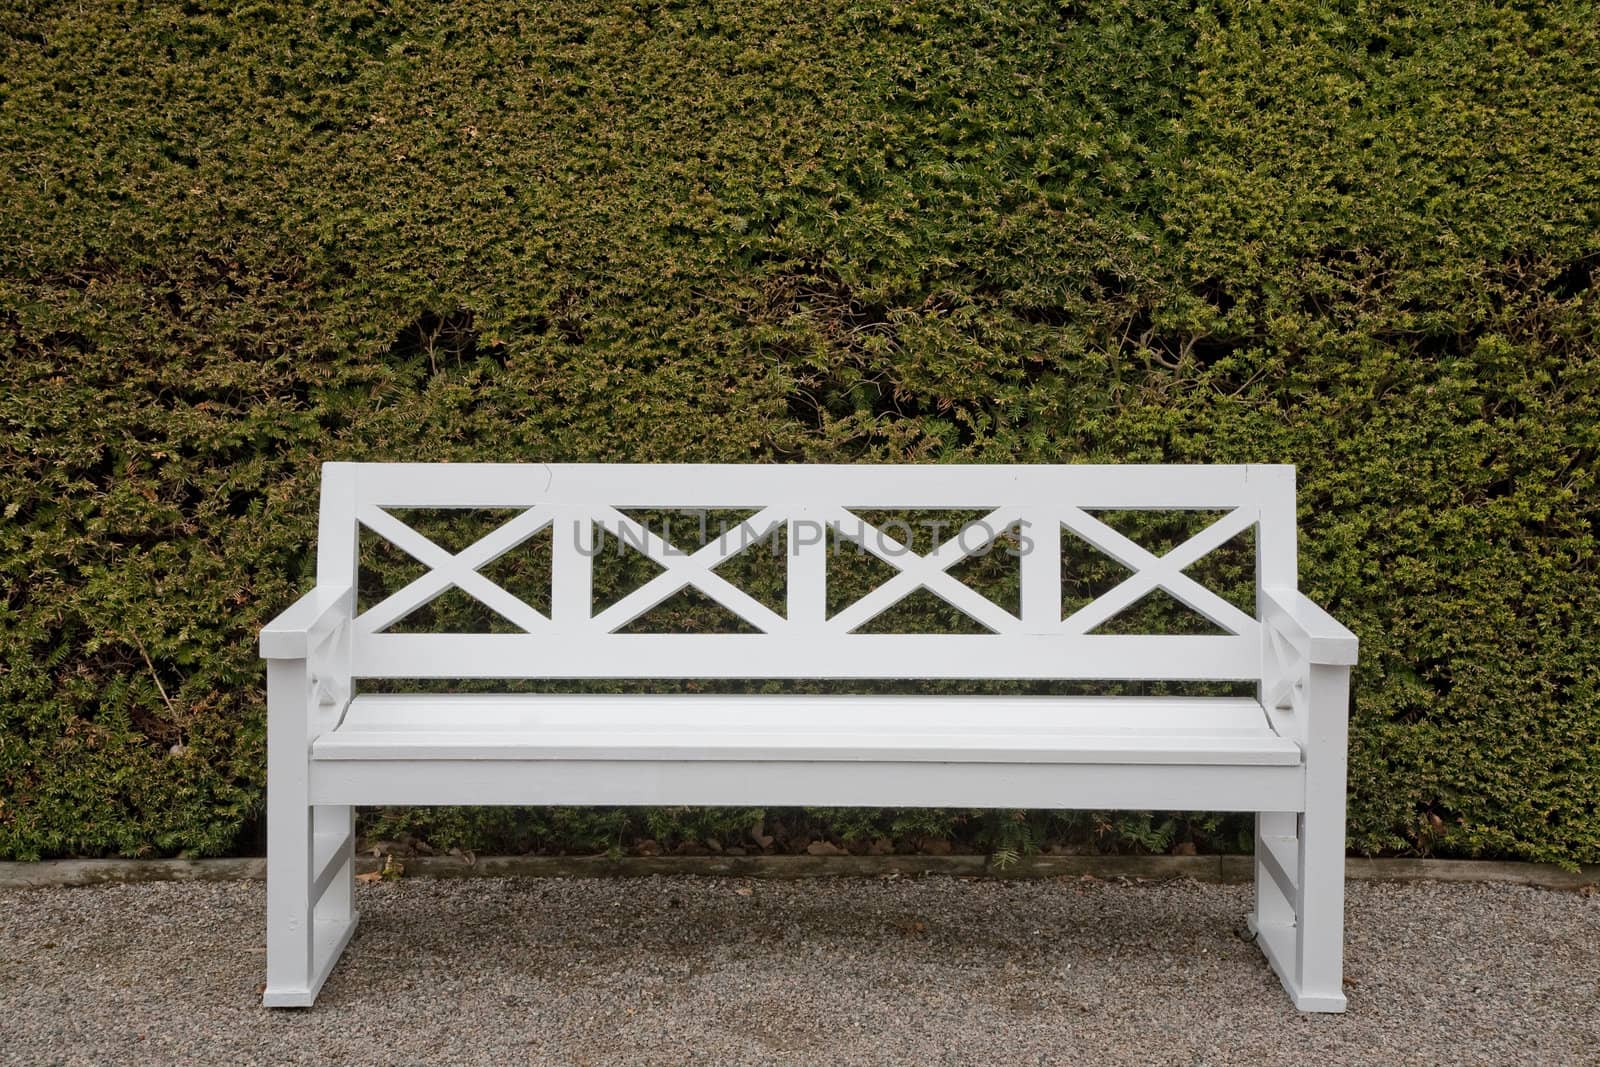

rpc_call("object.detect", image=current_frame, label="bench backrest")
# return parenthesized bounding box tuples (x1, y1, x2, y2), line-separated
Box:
(319, 463, 1296, 682)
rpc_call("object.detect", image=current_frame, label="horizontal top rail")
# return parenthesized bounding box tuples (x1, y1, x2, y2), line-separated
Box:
(326, 462, 1295, 510)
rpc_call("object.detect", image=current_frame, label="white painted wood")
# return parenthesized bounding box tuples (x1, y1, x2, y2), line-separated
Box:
(333, 693, 1274, 733)
(787, 510, 828, 633)
(314, 694, 1301, 765)
(338, 462, 1292, 510)
(1262, 586, 1359, 665)
(1251, 464, 1297, 586)
(1258, 472, 1294, 753)
(310, 812, 354, 912)
(350, 633, 1261, 680)
(588, 505, 788, 634)
(264, 658, 317, 1005)
(261, 460, 1357, 1011)
(260, 585, 352, 660)
(1292, 663, 1351, 1010)
(1058, 505, 1259, 636)
(354, 504, 552, 635)
(263, 916, 358, 1009)
(1249, 811, 1298, 939)
(1019, 514, 1060, 634)
(264, 659, 360, 1009)
(550, 504, 593, 626)
(310, 758, 1307, 812)
(828, 506, 1025, 634)
(1256, 823, 1299, 898)
(1264, 624, 1308, 716)
(315, 464, 359, 590)
(1247, 663, 1352, 1013)
(309, 463, 1289, 671)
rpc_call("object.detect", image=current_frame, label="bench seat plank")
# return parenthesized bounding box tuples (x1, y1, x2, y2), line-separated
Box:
(310, 757, 1306, 811)
(313, 694, 1301, 766)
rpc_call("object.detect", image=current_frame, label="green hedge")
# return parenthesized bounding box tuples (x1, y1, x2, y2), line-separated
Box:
(2, 0, 1596, 864)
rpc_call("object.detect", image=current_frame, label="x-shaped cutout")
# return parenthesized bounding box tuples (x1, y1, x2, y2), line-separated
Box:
(1264, 620, 1309, 715)
(589, 505, 789, 634)
(1059, 506, 1259, 636)
(354, 505, 553, 635)
(828, 506, 1028, 634)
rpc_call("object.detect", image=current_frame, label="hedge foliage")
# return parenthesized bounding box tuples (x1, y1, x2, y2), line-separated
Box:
(2, 0, 1597, 863)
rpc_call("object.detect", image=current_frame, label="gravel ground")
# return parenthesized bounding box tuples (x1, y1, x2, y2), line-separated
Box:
(1, 876, 1596, 1066)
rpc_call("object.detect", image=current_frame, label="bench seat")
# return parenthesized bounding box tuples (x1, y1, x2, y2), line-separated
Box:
(315, 694, 1301, 766)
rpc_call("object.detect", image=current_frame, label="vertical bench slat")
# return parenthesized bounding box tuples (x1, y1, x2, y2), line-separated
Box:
(1020, 511, 1061, 634)
(786, 509, 828, 633)
(550, 506, 594, 627)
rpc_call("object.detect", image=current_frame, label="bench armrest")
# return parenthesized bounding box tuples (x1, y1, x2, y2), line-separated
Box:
(1261, 586, 1358, 666)
(260, 585, 354, 660)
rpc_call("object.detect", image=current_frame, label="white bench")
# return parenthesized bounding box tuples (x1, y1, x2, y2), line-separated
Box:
(260, 462, 1358, 1010)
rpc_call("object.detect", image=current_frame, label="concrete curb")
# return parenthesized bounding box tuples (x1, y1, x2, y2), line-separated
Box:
(1, 854, 1594, 890)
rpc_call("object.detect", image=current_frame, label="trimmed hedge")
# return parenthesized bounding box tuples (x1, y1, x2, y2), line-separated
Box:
(2, 0, 1597, 863)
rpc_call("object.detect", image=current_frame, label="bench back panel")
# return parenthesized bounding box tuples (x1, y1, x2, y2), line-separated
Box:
(321, 463, 1295, 681)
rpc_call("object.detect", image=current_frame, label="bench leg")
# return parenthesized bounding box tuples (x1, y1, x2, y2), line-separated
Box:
(1250, 809, 1347, 1012)
(263, 660, 357, 1008)
(314, 805, 356, 925)
(1250, 664, 1350, 1013)
(1248, 811, 1297, 935)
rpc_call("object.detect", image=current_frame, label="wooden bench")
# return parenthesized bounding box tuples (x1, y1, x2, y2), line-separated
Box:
(260, 462, 1358, 1010)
